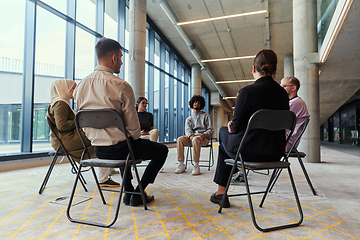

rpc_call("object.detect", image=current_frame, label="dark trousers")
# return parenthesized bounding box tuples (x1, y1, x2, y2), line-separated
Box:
(94, 138, 168, 191)
(213, 127, 237, 187)
(213, 126, 283, 187)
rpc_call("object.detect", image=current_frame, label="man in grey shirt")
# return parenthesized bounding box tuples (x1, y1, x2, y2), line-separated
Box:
(176, 95, 214, 175)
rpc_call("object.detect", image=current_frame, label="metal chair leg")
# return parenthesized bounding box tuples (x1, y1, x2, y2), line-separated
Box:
(39, 152, 59, 194)
(247, 167, 303, 232)
(185, 146, 192, 170)
(259, 169, 279, 207)
(67, 156, 88, 192)
(296, 154, 317, 195)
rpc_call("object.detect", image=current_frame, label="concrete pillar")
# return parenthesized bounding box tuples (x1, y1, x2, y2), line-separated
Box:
(284, 54, 294, 78)
(293, 0, 320, 163)
(212, 106, 229, 140)
(128, 0, 147, 99)
(191, 64, 201, 96)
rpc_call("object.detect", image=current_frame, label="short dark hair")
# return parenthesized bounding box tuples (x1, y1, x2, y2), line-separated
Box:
(189, 95, 205, 109)
(253, 49, 277, 76)
(283, 76, 300, 91)
(95, 38, 122, 60)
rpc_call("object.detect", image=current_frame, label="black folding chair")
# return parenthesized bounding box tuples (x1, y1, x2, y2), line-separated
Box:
(185, 137, 214, 171)
(218, 109, 303, 232)
(269, 118, 317, 195)
(66, 109, 148, 228)
(39, 117, 87, 194)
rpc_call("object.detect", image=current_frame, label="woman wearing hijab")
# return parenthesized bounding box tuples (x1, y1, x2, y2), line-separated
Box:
(46, 79, 120, 187)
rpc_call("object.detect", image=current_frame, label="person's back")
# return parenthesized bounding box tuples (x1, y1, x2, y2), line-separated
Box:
(225, 77, 289, 160)
(75, 66, 140, 146)
(74, 38, 168, 206)
(211, 49, 289, 208)
(47, 79, 96, 162)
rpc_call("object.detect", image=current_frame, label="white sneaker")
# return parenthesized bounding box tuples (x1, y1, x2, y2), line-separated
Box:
(192, 165, 200, 175)
(175, 163, 186, 174)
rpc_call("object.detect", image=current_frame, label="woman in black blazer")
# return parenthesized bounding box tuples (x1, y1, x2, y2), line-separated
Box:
(210, 49, 289, 208)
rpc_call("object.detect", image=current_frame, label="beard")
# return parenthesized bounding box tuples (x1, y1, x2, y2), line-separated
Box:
(194, 107, 201, 110)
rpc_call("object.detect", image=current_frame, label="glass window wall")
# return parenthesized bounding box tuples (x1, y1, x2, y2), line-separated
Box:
(0, 0, 26, 154)
(41, 0, 67, 14)
(0, 0, 195, 157)
(75, 27, 95, 80)
(76, 0, 96, 31)
(104, 0, 118, 40)
(32, 6, 66, 152)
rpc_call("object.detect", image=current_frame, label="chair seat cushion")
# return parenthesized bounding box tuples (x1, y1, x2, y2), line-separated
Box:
(225, 159, 290, 170)
(80, 158, 142, 168)
(288, 152, 306, 158)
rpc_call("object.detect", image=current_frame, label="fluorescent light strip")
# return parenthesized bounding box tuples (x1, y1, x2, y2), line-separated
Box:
(321, 0, 352, 63)
(216, 79, 255, 84)
(202, 55, 255, 63)
(223, 97, 237, 99)
(177, 10, 267, 26)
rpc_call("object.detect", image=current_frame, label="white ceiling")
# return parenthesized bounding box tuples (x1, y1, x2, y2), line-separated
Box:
(147, 0, 360, 122)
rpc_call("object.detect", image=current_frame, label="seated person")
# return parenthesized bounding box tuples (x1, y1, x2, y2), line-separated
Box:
(74, 38, 168, 206)
(136, 97, 159, 142)
(176, 95, 214, 175)
(47, 79, 119, 187)
(281, 76, 310, 151)
(210, 49, 289, 208)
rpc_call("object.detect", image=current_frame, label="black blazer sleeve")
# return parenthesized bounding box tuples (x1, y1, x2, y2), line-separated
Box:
(231, 88, 250, 134)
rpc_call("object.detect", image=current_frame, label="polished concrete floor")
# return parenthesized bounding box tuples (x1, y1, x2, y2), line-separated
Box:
(0, 142, 359, 240)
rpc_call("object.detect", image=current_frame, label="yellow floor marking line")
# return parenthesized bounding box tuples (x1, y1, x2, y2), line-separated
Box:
(0, 175, 38, 205)
(182, 190, 235, 239)
(72, 185, 99, 240)
(39, 204, 67, 240)
(162, 189, 201, 238)
(132, 198, 139, 239)
(138, 196, 170, 240)
(78, 190, 117, 240)
(0, 174, 35, 195)
(31, 228, 78, 239)
(7, 180, 71, 239)
(0, 180, 59, 224)
(104, 189, 116, 239)
(299, 203, 357, 240)
(210, 192, 305, 240)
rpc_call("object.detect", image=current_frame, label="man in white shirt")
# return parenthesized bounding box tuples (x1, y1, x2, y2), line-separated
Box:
(74, 38, 168, 207)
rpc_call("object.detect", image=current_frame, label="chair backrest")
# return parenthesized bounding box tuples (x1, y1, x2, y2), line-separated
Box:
(238, 109, 296, 155)
(288, 118, 310, 154)
(46, 116, 67, 153)
(75, 109, 135, 160)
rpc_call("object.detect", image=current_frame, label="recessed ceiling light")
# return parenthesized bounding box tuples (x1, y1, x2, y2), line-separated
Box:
(216, 79, 255, 84)
(177, 10, 267, 26)
(202, 55, 255, 63)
